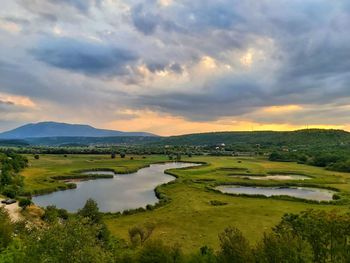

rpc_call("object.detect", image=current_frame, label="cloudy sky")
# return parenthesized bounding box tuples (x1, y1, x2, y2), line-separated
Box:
(1, 0, 350, 135)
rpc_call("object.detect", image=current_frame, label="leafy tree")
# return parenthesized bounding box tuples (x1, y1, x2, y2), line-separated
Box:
(217, 227, 254, 263)
(111, 152, 116, 159)
(18, 198, 32, 210)
(22, 218, 113, 263)
(138, 240, 178, 263)
(254, 230, 312, 263)
(41, 205, 60, 223)
(77, 198, 102, 224)
(188, 246, 217, 263)
(120, 152, 126, 158)
(0, 168, 12, 186)
(0, 208, 13, 251)
(278, 210, 350, 263)
(2, 186, 17, 198)
(175, 153, 181, 161)
(34, 155, 40, 160)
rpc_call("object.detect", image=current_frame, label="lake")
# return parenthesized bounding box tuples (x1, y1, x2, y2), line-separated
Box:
(32, 162, 199, 212)
(232, 174, 311, 180)
(215, 185, 335, 201)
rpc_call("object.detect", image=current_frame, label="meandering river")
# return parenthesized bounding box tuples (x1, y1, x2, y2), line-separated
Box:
(33, 162, 199, 212)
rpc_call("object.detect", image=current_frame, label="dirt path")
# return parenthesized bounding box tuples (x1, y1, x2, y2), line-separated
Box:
(0, 199, 23, 222)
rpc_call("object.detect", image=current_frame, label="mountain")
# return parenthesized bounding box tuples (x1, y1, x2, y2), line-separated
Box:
(0, 122, 156, 139)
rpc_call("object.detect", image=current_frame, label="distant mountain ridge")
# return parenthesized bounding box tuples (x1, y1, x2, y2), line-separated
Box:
(0, 121, 156, 139)
(156, 129, 350, 146)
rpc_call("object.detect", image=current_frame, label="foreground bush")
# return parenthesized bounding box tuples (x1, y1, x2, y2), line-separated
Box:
(1, 200, 350, 263)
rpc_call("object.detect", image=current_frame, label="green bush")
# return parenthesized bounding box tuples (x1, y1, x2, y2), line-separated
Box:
(18, 198, 32, 210)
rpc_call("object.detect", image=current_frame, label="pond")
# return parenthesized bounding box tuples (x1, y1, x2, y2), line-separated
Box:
(81, 170, 116, 176)
(32, 162, 199, 212)
(215, 185, 335, 201)
(232, 174, 311, 180)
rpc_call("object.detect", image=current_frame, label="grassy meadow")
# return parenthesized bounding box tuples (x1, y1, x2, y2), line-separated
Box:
(21, 154, 350, 253)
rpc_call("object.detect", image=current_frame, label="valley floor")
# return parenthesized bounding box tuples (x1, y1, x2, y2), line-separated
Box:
(21, 154, 350, 253)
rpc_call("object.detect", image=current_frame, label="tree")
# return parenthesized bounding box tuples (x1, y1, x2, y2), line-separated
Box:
(41, 205, 60, 223)
(120, 152, 126, 158)
(129, 223, 156, 247)
(77, 199, 102, 224)
(0, 208, 13, 251)
(111, 152, 116, 159)
(269, 152, 283, 161)
(188, 246, 218, 263)
(254, 231, 312, 263)
(176, 153, 181, 161)
(18, 198, 32, 210)
(278, 210, 350, 263)
(138, 240, 176, 263)
(0, 168, 12, 186)
(34, 155, 40, 160)
(22, 218, 113, 263)
(217, 227, 254, 263)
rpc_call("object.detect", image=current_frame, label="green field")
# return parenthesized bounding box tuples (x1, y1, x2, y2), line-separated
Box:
(21, 154, 350, 253)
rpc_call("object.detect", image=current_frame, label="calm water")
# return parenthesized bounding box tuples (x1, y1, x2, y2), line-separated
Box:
(81, 170, 116, 176)
(33, 162, 199, 212)
(233, 174, 310, 180)
(215, 185, 335, 201)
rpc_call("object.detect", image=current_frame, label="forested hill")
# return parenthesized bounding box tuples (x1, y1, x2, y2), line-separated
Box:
(157, 129, 350, 147)
(1, 129, 349, 147)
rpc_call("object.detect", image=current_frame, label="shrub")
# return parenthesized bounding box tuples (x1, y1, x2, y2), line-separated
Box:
(18, 198, 32, 210)
(0, 208, 13, 251)
(210, 200, 228, 206)
(217, 227, 254, 263)
(2, 186, 17, 198)
(138, 240, 178, 263)
(77, 199, 102, 224)
(129, 223, 156, 247)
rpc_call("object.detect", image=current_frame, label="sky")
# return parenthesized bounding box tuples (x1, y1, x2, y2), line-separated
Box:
(1, 0, 350, 136)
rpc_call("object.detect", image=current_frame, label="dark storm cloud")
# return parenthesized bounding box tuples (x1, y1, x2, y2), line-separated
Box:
(17, 0, 101, 22)
(31, 37, 138, 76)
(49, 0, 101, 13)
(145, 61, 183, 74)
(131, 3, 159, 35)
(130, 0, 244, 35)
(130, 2, 184, 35)
(138, 77, 267, 121)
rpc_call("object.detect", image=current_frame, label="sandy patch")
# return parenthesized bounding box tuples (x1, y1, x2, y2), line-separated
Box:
(0, 199, 23, 222)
